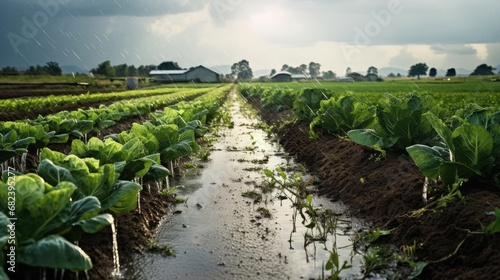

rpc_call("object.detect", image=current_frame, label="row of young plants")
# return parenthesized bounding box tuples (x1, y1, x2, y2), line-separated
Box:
(0, 85, 219, 114)
(239, 84, 500, 191)
(239, 84, 500, 247)
(0, 87, 218, 167)
(0, 85, 232, 279)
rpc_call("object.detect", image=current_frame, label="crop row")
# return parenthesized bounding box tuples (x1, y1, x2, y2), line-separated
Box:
(249, 82, 500, 114)
(0, 86, 224, 167)
(0, 84, 232, 278)
(0, 85, 219, 115)
(239, 84, 500, 194)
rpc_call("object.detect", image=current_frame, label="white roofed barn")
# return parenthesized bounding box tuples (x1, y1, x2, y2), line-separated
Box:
(149, 66, 220, 83)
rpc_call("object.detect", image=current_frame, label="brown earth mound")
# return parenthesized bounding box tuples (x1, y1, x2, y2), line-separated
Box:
(250, 98, 500, 280)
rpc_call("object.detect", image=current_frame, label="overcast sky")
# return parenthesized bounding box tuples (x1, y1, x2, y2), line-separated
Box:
(1, 0, 499, 75)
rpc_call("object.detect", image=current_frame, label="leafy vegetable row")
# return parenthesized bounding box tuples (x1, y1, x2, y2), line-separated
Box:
(239, 85, 500, 189)
(0, 86, 219, 114)
(0, 85, 231, 278)
(0, 87, 218, 166)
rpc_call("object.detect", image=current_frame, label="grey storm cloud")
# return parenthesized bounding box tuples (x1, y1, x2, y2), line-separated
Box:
(1, 0, 499, 71)
(3, 0, 209, 18)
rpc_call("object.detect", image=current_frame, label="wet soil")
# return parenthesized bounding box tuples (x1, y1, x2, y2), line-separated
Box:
(248, 97, 500, 279)
(123, 92, 365, 279)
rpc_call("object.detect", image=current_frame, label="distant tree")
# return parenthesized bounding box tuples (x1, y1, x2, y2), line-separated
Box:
(45, 61, 62, 76)
(138, 65, 157, 76)
(299, 64, 307, 74)
(445, 68, 456, 77)
(387, 73, 396, 78)
(308, 62, 321, 78)
(114, 64, 128, 77)
(348, 72, 365, 81)
(408, 63, 428, 79)
(93, 60, 115, 78)
(25, 66, 36, 75)
(322, 70, 336, 80)
(231, 59, 253, 80)
(470, 64, 496, 76)
(138, 65, 146, 76)
(157, 61, 183, 71)
(429, 67, 437, 77)
(346, 67, 352, 76)
(127, 65, 138, 76)
(0, 66, 19, 74)
(270, 69, 276, 76)
(281, 64, 289, 71)
(396, 73, 402, 77)
(25, 64, 48, 75)
(367, 66, 378, 76)
(38, 65, 46, 74)
(287, 66, 301, 74)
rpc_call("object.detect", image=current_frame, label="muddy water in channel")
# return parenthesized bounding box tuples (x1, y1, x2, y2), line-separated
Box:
(123, 92, 365, 279)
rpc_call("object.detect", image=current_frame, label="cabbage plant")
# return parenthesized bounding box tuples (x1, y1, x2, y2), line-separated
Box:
(0, 174, 113, 275)
(348, 94, 438, 150)
(39, 148, 142, 216)
(407, 110, 500, 187)
(309, 95, 376, 138)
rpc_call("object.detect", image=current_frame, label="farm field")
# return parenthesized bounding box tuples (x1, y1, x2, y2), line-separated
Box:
(239, 80, 500, 279)
(0, 79, 499, 280)
(247, 79, 500, 111)
(0, 84, 233, 279)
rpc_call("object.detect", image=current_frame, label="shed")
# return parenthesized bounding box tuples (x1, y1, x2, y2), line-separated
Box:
(270, 71, 309, 82)
(270, 71, 292, 82)
(337, 77, 355, 82)
(150, 65, 220, 83)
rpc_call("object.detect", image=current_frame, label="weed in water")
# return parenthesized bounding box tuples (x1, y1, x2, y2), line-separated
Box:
(198, 149, 211, 161)
(321, 245, 353, 280)
(147, 241, 176, 257)
(159, 185, 186, 204)
(257, 207, 272, 219)
(480, 208, 500, 235)
(355, 228, 393, 247)
(242, 189, 262, 203)
(362, 246, 392, 277)
(184, 162, 198, 169)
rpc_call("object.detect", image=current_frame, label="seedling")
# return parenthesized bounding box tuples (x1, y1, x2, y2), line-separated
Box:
(480, 208, 500, 235)
(323, 246, 352, 280)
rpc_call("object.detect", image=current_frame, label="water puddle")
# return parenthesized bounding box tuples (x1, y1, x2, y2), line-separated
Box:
(123, 92, 366, 279)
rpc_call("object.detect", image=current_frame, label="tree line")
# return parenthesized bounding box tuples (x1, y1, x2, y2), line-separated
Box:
(0, 60, 186, 78)
(1, 61, 62, 76)
(90, 61, 185, 78)
(397, 63, 497, 79)
(1, 60, 497, 80)
(229, 60, 337, 80)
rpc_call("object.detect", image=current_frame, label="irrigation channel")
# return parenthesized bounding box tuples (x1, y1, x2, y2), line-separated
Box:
(123, 91, 366, 279)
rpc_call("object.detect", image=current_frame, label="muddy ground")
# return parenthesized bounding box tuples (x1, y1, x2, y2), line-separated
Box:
(249, 97, 500, 279)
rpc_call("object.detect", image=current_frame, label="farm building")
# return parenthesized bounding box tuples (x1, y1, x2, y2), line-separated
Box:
(150, 65, 220, 83)
(337, 77, 355, 82)
(270, 71, 309, 82)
